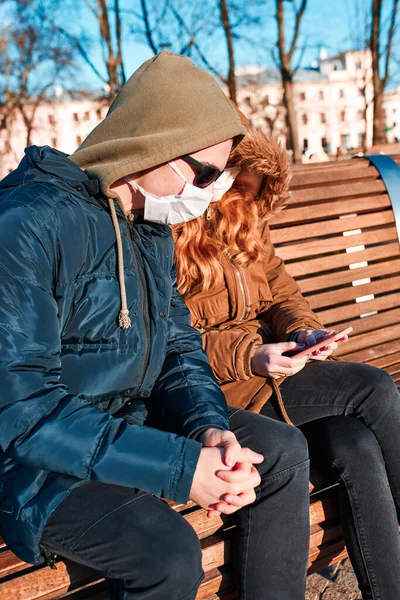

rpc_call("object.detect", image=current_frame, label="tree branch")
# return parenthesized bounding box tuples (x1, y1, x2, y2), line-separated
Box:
(384, 0, 399, 85)
(140, 0, 159, 54)
(289, 0, 307, 60)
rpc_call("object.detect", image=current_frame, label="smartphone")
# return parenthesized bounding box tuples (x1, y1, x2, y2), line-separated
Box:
(284, 326, 353, 359)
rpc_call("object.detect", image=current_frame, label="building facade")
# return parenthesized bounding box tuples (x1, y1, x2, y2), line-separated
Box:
(1, 49, 400, 178)
(236, 49, 400, 158)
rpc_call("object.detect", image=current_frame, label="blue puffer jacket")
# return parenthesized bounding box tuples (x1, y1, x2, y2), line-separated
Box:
(0, 146, 229, 565)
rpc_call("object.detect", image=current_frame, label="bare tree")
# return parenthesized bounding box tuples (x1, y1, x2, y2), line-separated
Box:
(275, 0, 307, 163)
(220, 0, 237, 102)
(0, 0, 76, 146)
(135, 0, 258, 103)
(370, 0, 399, 145)
(86, 0, 126, 97)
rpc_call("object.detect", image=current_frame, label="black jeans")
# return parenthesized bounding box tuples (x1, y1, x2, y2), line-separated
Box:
(261, 360, 400, 600)
(41, 406, 310, 600)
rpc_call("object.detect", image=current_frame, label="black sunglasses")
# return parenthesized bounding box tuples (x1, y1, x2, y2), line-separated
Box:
(180, 154, 223, 189)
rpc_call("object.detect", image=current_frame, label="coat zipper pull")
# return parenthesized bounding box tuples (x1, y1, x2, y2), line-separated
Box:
(41, 546, 58, 569)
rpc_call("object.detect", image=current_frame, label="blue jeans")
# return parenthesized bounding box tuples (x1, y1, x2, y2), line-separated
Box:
(262, 360, 400, 600)
(41, 406, 310, 600)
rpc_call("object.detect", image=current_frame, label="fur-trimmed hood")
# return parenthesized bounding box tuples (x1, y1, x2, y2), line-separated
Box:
(229, 126, 291, 216)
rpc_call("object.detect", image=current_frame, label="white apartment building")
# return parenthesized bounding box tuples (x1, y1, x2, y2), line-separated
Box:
(236, 49, 400, 157)
(1, 49, 399, 178)
(0, 90, 108, 178)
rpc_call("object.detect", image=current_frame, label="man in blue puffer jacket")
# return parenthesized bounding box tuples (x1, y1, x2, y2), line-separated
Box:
(0, 52, 310, 599)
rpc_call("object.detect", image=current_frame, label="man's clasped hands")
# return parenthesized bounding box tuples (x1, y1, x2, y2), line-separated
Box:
(189, 427, 264, 519)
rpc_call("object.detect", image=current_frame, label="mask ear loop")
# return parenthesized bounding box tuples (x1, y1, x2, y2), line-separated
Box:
(169, 161, 188, 182)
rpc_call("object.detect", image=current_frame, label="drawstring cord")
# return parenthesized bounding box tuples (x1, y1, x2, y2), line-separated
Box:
(108, 198, 132, 329)
(271, 378, 294, 427)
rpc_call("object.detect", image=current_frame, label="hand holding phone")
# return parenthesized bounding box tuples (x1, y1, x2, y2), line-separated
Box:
(284, 327, 353, 359)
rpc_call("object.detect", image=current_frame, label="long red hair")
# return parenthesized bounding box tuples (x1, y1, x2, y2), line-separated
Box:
(172, 130, 291, 296)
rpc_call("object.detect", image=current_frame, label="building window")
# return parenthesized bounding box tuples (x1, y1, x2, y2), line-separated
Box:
(96, 108, 102, 120)
(73, 113, 79, 123)
(339, 89, 345, 99)
(51, 137, 57, 147)
(76, 135, 82, 146)
(320, 113, 326, 124)
(303, 138, 308, 151)
(48, 114, 55, 125)
(299, 92, 306, 101)
(340, 110, 346, 122)
(393, 107, 397, 114)
(319, 90, 324, 100)
(321, 137, 328, 150)
(302, 114, 308, 125)
(84, 111, 90, 121)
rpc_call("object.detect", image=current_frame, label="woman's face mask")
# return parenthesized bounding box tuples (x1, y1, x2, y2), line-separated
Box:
(212, 165, 241, 201)
(125, 161, 214, 225)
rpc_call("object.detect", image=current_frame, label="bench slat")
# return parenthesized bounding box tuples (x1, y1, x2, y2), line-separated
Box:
(273, 227, 398, 261)
(337, 323, 400, 358)
(290, 165, 379, 187)
(0, 561, 102, 600)
(316, 292, 400, 326)
(298, 258, 400, 293)
(346, 309, 400, 337)
(290, 180, 386, 204)
(342, 338, 400, 363)
(286, 241, 400, 278)
(270, 194, 391, 226)
(307, 275, 400, 309)
(0, 550, 28, 578)
(272, 211, 394, 244)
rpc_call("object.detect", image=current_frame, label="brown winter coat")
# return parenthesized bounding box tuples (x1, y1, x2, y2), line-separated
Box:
(183, 129, 324, 415)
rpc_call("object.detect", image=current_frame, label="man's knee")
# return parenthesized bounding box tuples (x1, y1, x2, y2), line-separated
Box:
(229, 408, 309, 478)
(126, 516, 204, 596)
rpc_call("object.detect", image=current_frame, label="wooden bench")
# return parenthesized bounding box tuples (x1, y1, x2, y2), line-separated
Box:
(1, 154, 400, 599)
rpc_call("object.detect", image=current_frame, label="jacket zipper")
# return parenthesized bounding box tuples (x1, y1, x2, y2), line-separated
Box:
(227, 251, 251, 322)
(126, 219, 151, 396)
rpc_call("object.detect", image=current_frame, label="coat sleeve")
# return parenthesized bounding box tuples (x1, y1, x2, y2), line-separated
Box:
(0, 198, 201, 504)
(147, 264, 230, 440)
(198, 326, 262, 384)
(261, 222, 325, 339)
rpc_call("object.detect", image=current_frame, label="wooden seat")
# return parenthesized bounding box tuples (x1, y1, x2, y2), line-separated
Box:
(1, 155, 399, 599)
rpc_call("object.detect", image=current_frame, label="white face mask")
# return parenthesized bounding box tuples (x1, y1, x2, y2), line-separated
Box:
(125, 162, 214, 225)
(212, 165, 241, 201)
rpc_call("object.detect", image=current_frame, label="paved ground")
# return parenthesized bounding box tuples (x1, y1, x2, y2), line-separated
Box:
(306, 559, 362, 599)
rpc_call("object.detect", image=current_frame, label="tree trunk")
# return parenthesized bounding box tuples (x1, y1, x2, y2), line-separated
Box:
(220, 0, 237, 103)
(281, 70, 302, 163)
(371, 0, 387, 145)
(275, 0, 305, 164)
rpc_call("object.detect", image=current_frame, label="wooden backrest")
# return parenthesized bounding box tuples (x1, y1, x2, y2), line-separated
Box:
(269, 156, 400, 381)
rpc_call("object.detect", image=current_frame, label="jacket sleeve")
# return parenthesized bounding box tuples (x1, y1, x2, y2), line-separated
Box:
(147, 264, 230, 440)
(199, 326, 262, 384)
(0, 199, 201, 504)
(261, 223, 325, 340)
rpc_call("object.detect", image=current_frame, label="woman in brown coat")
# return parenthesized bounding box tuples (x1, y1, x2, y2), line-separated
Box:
(173, 125, 400, 600)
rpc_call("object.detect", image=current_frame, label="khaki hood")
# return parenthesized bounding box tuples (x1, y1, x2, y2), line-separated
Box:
(229, 126, 291, 216)
(70, 51, 245, 198)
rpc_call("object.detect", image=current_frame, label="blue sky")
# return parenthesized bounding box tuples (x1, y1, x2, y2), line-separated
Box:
(75, 0, 367, 85)
(3, 0, 399, 90)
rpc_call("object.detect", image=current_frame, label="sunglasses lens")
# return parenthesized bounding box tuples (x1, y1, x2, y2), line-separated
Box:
(195, 167, 220, 189)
